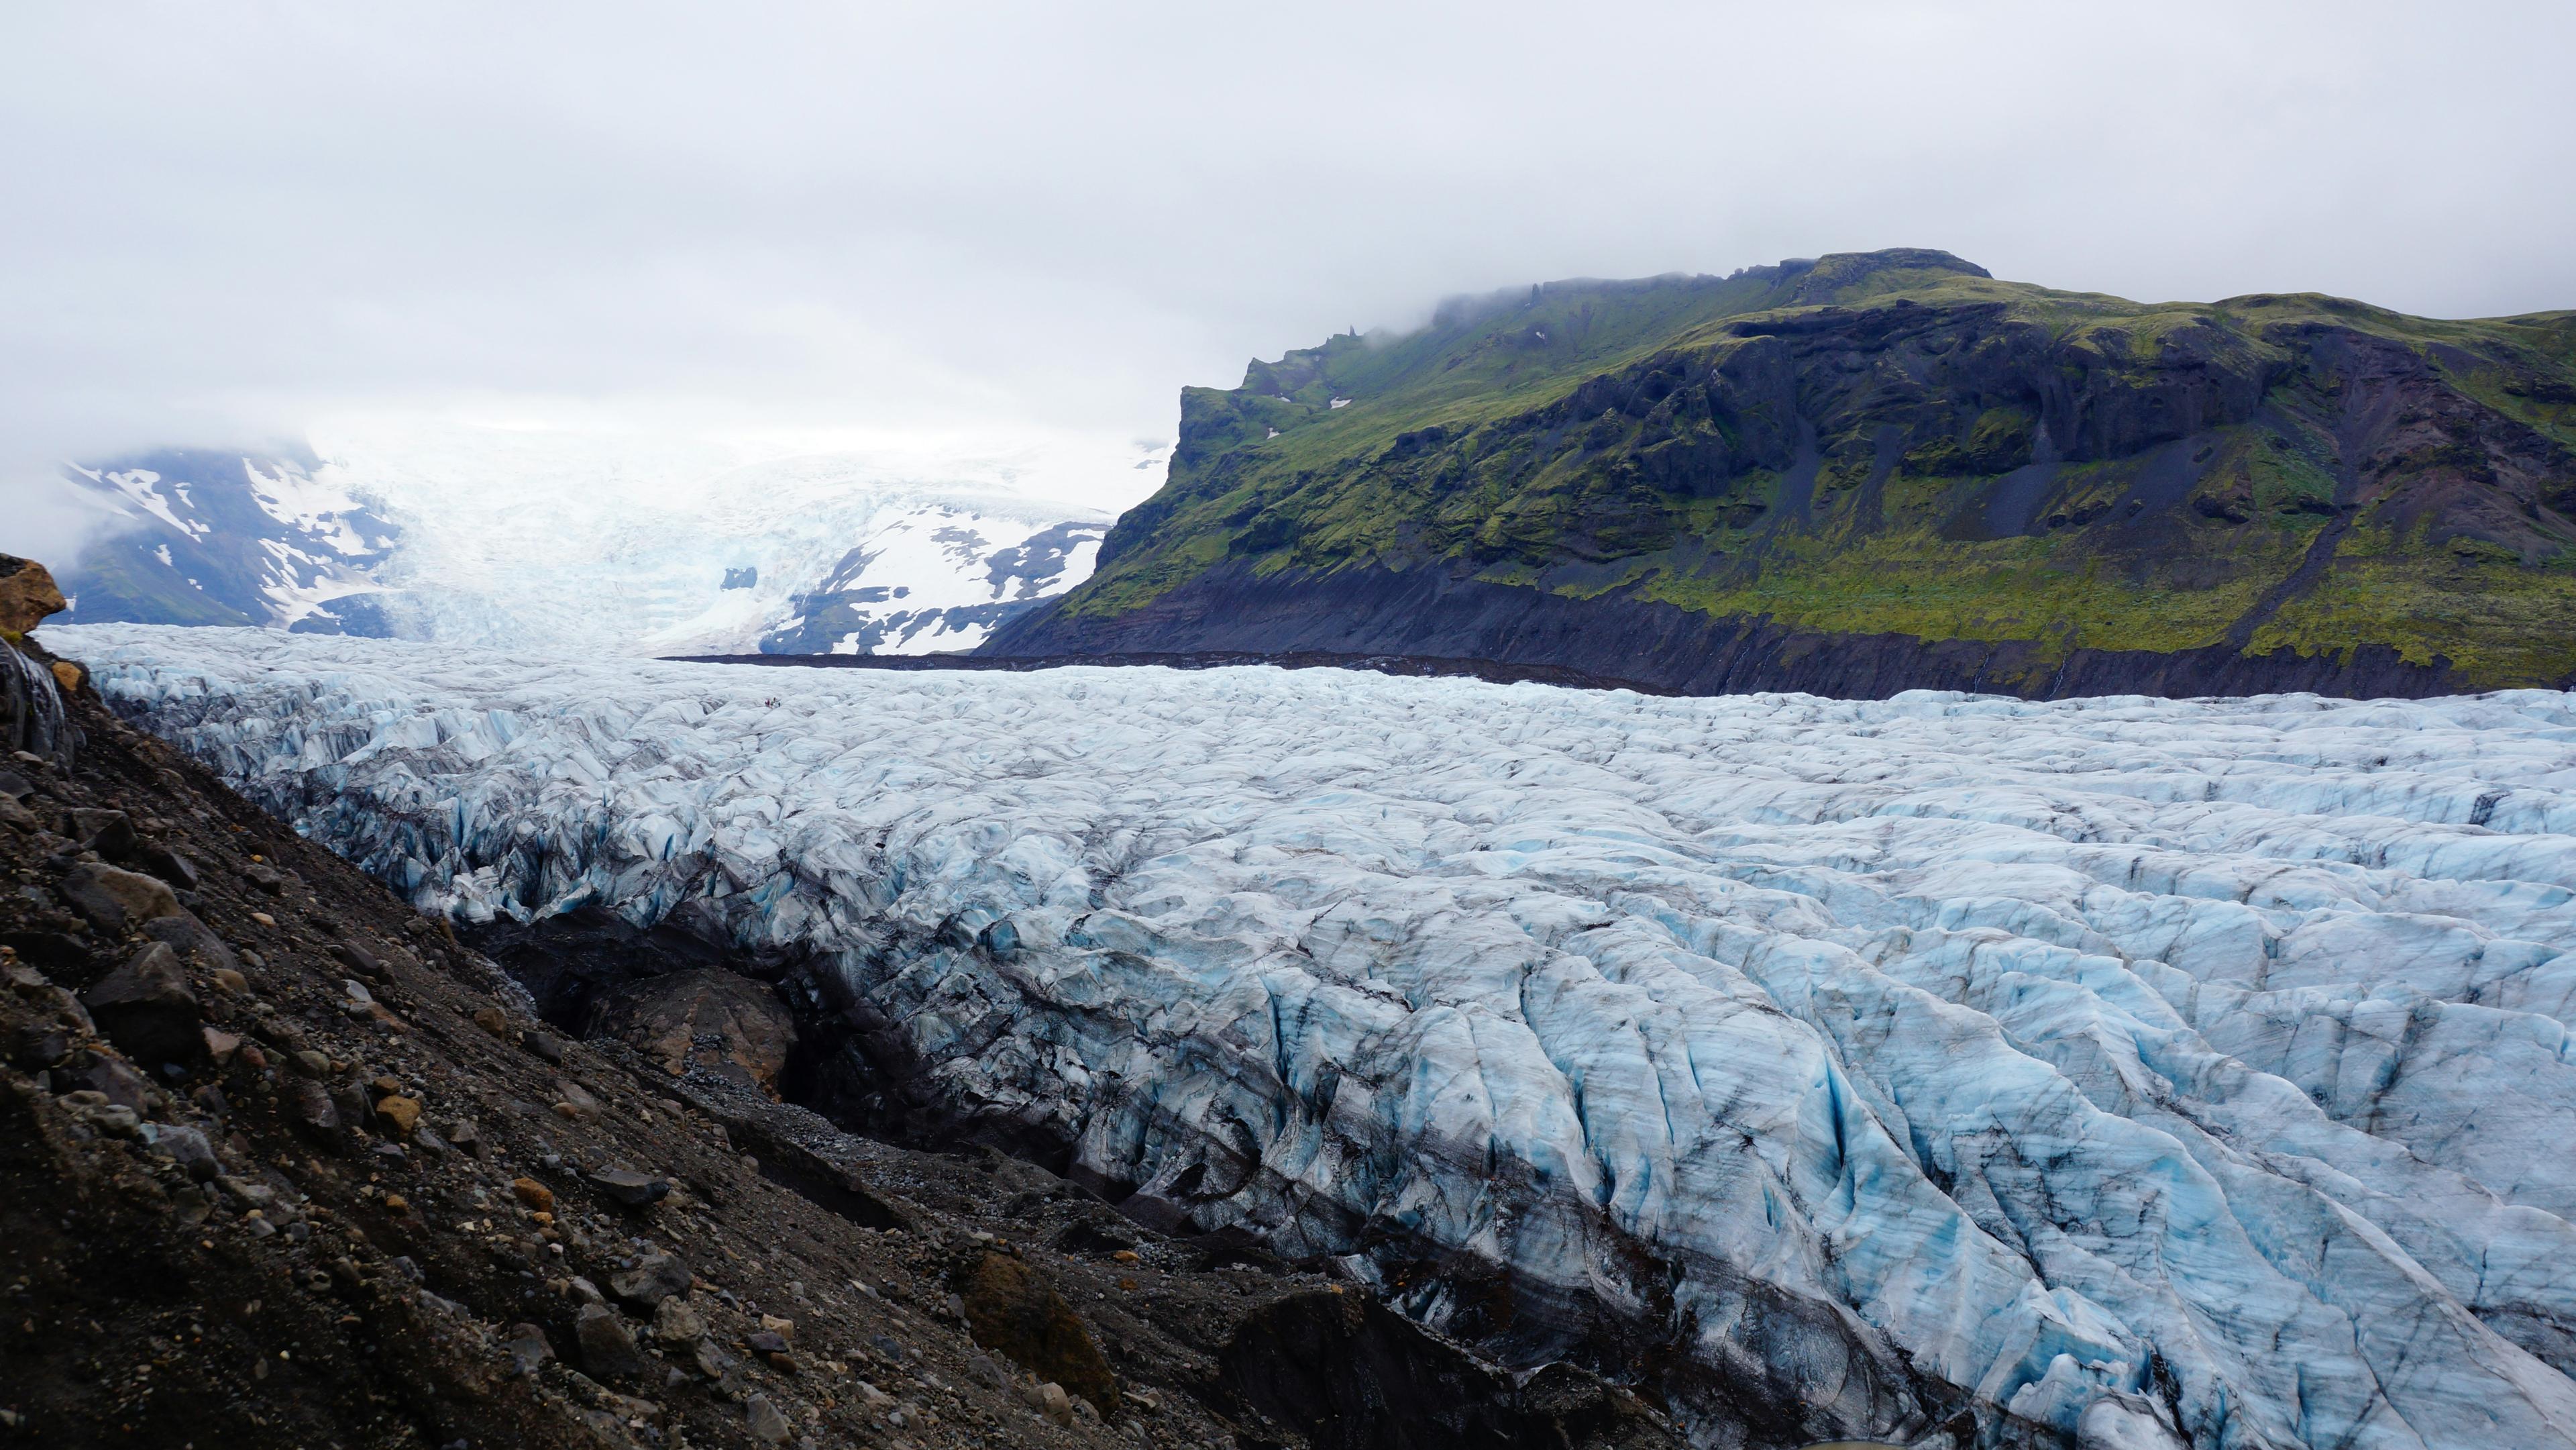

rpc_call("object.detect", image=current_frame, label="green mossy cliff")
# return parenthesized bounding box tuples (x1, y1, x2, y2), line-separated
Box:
(991, 250, 2576, 696)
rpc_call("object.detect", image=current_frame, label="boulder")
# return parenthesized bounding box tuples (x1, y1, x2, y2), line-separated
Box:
(0, 556, 66, 637)
(57, 862, 183, 934)
(586, 968, 796, 1096)
(80, 941, 203, 1065)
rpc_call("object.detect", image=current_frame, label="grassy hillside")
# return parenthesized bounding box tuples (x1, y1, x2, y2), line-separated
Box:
(1037, 250, 2576, 688)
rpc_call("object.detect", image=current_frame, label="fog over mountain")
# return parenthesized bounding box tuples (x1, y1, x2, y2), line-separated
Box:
(4, 1, 2573, 570)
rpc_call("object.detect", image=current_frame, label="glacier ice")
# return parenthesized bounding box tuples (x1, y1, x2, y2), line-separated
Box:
(48, 621, 2576, 1450)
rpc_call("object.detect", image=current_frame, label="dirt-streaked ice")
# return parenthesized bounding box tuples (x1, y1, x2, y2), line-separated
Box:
(50, 623, 2576, 1450)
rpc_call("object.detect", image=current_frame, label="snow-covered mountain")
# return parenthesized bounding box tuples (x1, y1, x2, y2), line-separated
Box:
(56, 621, 2576, 1450)
(58, 448, 402, 635)
(51, 425, 1148, 655)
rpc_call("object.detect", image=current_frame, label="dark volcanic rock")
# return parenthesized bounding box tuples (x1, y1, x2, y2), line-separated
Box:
(988, 560, 2476, 701)
(78, 941, 203, 1066)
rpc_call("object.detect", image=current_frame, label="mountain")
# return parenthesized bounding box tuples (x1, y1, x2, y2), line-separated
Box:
(59, 448, 404, 635)
(988, 250, 2576, 696)
(52, 433, 1127, 656)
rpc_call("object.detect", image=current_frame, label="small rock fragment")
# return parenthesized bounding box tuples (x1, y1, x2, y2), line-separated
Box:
(374, 1094, 422, 1137)
(511, 1176, 555, 1213)
(472, 1006, 508, 1037)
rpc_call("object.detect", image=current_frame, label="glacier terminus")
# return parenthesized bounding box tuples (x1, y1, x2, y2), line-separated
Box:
(48, 623, 2576, 1450)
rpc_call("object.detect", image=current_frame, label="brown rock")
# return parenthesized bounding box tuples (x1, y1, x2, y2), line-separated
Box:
(472, 1006, 508, 1037)
(511, 1177, 555, 1213)
(651, 1295, 707, 1345)
(374, 1095, 422, 1136)
(80, 941, 203, 1065)
(56, 862, 183, 934)
(201, 1026, 242, 1063)
(49, 660, 82, 694)
(0, 556, 66, 637)
(586, 968, 797, 1096)
(955, 1250, 1120, 1415)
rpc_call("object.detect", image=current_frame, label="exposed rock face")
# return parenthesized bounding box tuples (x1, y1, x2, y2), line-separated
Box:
(987, 559, 2478, 701)
(586, 967, 797, 1096)
(993, 252, 2576, 697)
(0, 554, 69, 636)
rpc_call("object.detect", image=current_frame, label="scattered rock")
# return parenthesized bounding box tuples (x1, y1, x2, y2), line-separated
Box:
(328, 941, 383, 980)
(79, 941, 203, 1064)
(588, 1167, 671, 1208)
(744, 1393, 790, 1444)
(56, 862, 182, 933)
(447, 1118, 483, 1156)
(503, 1323, 555, 1378)
(68, 808, 138, 861)
(290, 1080, 341, 1139)
(608, 1251, 692, 1308)
(747, 1330, 790, 1357)
(576, 1303, 650, 1381)
(472, 1006, 508, 1037)
(62, 1089, 140, 1137)
(651, 1295, 708, 1345)
(511, 1176, 555, 1213)
(7, 1021, 68, 1070)
(150, 1123, 220, 1181)
(523, 1029, 564, 1064)
(374, 1094, 421, 1137)
(62, 1049, 150, 1110)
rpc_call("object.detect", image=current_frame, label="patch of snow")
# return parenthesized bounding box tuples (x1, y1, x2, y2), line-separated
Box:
(1328, 397, 1350, 408)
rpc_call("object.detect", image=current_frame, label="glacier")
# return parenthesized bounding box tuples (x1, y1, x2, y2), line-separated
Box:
(56, 423, 1151, 654)
(46, 621, 2576, 1450)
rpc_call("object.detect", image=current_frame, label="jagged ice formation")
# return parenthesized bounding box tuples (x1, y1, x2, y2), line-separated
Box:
(45, 622, 2576, 1450)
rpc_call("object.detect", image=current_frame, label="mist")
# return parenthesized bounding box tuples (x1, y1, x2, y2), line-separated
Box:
(4, 0, 2572, 561)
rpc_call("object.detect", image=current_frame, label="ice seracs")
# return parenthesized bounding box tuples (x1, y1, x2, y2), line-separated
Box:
(50, 621, 2576, 1450)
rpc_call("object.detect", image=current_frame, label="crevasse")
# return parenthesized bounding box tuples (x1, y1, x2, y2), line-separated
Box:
(50, 622, 2576, 1450)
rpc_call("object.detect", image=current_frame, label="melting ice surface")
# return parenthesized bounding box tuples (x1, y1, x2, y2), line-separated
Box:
(51, 623, 2576, 1450)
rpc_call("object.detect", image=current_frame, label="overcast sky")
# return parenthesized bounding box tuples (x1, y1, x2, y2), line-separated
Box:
(5, 1, 2572, 555)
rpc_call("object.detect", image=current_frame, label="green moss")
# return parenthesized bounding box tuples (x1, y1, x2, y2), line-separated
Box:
(1058, 250, 2576, 685)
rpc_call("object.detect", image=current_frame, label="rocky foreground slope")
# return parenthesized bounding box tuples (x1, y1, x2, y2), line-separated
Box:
(991, 250, 2576, 698)
(0, 611, 1679, 1443)
(51, 619, 2576, 1450)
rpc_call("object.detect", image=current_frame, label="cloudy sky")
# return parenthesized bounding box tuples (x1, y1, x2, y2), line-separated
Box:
(4, 1, 2571, 554)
